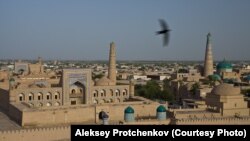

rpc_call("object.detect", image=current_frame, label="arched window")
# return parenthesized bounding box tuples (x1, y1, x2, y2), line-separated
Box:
(46, 93, 52, 100)
(115, 90, 120, 96)
(71, 89, 76, 94)
(80, 89, 83, 94)
(93, 90, 98, 97)
(19, 93, 25, 101)
(122, 89, 127, 96)
(54, 92, 60, 100)
(38, 92, 42, 100)
(100, 90, 105, 97)
(28, 93, 34, 101)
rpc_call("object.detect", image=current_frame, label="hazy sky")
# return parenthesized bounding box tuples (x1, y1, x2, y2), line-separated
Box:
(0, 0, 250, 61)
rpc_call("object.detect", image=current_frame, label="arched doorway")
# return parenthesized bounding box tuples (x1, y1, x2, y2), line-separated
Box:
(99, 111, 109, 120)
(70, 81, 86, 104)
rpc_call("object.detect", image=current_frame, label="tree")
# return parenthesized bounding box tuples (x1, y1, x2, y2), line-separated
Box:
(163, 78, 171, 89)
(135, 80, 174, 102)
(190, 82, 200, 95)
(92, 73, 104, 80)
(178, 69, 188, 73)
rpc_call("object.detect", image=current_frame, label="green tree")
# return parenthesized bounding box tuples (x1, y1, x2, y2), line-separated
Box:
(190, 82, 200, 95)
(92, 73, 104, 80)
(135, 80, 174, 102)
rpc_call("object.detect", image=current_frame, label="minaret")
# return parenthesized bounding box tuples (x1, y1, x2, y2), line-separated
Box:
(203, 33, 214, 77)
(108, 42, 116, 84)
(38, 57, 42, 64)
(38, 57, 44, 74)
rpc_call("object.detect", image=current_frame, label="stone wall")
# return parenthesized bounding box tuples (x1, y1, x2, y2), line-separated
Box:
(10, 101, 159, 127)
(0, 126, 70, 141)
(175, 117, 250, 125)
(95, 102, 159, 123)
(22, 105, 96, 127)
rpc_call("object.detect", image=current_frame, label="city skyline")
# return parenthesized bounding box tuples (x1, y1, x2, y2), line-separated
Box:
(0, 0, 250, 61)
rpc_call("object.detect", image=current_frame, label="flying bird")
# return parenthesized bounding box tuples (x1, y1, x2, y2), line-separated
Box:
(156, 19, 171, 47)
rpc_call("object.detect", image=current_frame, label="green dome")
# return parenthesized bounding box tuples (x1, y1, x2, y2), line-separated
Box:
(124, 106, 134, 113)
(157, 105, 166, 112)
(216, 60, 232, 70)
(209, 74, 221, 81)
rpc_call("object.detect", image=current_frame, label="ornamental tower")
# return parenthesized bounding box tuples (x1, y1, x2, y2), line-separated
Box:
(108, 42, 116, 84)
(203, 33, 214, 77)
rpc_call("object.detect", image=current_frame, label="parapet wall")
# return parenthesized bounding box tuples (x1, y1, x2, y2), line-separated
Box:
(22, 105, 96, 127)
(175, 117, 250, 125)
(0, 126, 70, 141)
(11, 101, 159, 126)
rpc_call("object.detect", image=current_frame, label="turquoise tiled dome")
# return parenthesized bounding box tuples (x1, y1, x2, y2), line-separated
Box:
(156, 105, 166, 112)
(216, 60, 232, 70)
(124, 106, 134, 113)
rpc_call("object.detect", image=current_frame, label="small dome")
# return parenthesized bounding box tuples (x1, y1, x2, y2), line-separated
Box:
(96, 77, 112, 86)
(211, 83, 240, 96)
(216, 60, 232, 70)
(124, 106, 134, 114)
(157, 105, 166, 112)
(209, 74, 221, 81)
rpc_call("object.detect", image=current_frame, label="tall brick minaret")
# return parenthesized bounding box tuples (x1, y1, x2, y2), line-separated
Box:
(108, 42, 116, 84)
(203, 33, 214, 77)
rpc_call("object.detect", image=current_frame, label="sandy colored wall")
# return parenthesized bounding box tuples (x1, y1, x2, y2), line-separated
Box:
(0, 126, 70, 141)
(95, 102, 159, 123)
(12, 101, 160, 126)
(22, 106, 96, 127)
(175, 117, 250, 125)
(124, 119, 171, 125)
